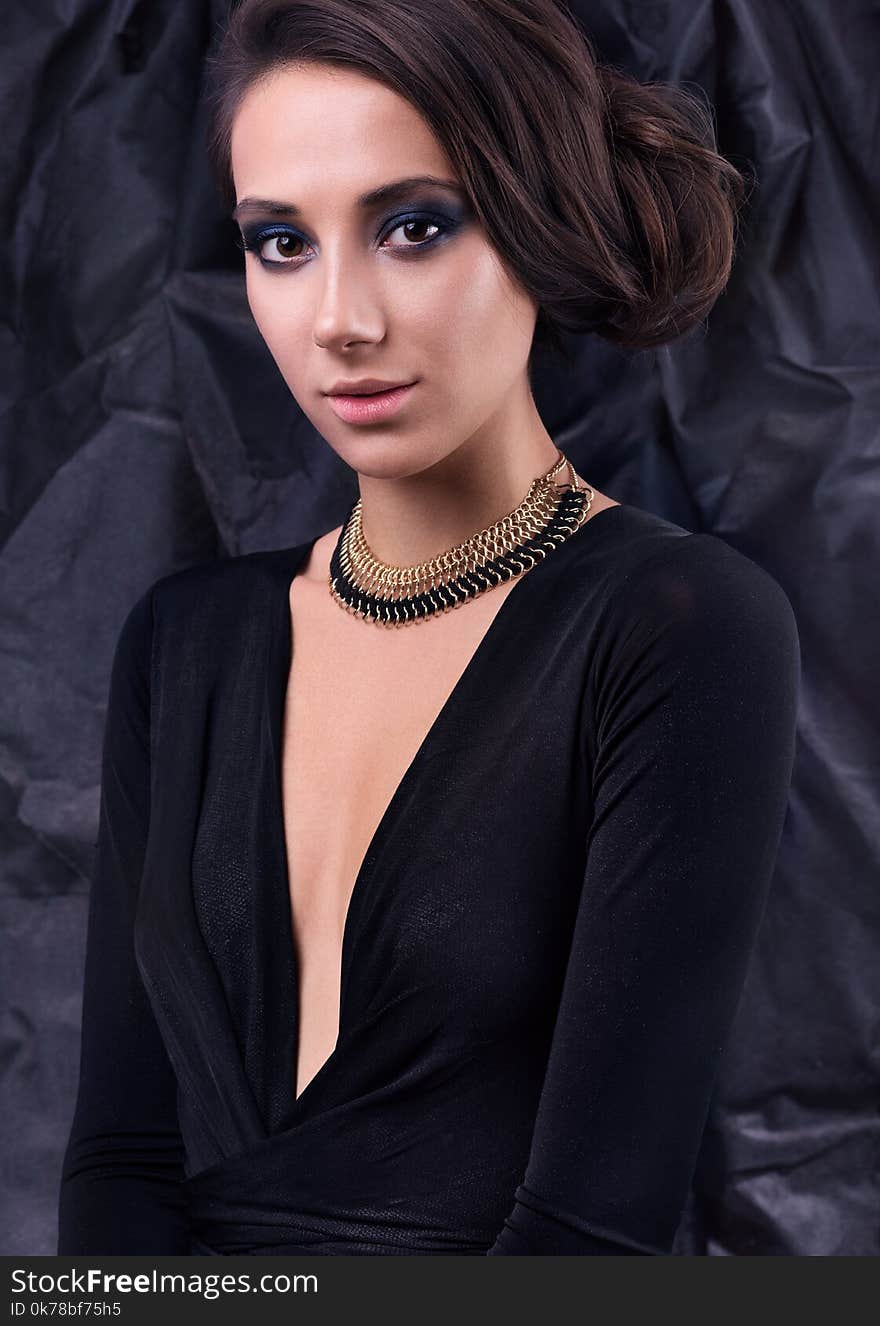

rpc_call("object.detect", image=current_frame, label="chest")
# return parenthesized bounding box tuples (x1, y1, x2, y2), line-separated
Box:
(279, 573, 530, 1095)
(279, 575, 521, 939)
(181, 551, 595, 1109)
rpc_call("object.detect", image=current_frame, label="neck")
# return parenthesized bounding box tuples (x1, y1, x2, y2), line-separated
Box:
(355, 387, 568, 566)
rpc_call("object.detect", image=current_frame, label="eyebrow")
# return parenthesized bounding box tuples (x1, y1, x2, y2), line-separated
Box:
(232, 175, 463, 221)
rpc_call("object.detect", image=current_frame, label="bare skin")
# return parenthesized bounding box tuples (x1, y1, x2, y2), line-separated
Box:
(230, 63, 619, 1098)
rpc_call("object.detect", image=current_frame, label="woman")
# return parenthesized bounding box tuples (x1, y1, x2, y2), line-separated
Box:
(58, 0, 800, 1256)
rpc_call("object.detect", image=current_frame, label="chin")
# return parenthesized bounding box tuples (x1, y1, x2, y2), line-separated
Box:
(328, 437, 447, 482)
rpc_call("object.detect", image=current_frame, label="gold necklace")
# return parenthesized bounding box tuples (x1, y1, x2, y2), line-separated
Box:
(328, 450, 594, 627)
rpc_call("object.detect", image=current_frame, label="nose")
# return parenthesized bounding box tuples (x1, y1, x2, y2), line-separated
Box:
(312, 244, 385, 351)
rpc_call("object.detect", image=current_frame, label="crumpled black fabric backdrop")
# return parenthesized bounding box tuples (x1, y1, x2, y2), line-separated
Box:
(2, 0, 877, 1256)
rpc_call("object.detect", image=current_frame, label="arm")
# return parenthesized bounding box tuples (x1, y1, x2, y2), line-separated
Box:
(57, 587, 190, 1254)
(487, 535, 801, 1255)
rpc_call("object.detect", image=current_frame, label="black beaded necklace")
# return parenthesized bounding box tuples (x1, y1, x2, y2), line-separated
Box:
(328, 451, 594, 627)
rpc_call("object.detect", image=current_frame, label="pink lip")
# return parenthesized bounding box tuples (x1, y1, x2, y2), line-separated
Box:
(326, 382, 416, 424)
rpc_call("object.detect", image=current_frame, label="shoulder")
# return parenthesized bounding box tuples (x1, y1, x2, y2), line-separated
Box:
(134, 541, 314, 629)
(581, 519, 801, 791)
(110, 541, 314, 680)
(586, 508, 800, 689)
(585, 505, 795, 622)
(149, 544, 295, 605)
(630, 524, 793, 619)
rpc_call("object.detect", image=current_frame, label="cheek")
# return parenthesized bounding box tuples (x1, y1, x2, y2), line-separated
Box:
(418, 243, 535, 392)
(244, 270, 310, 373)
(413, 243, 517, 342)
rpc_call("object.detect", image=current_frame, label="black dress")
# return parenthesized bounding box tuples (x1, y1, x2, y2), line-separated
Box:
(57, 503, 800, 1255)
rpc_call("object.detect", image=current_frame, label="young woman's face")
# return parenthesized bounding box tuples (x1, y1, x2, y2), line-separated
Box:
(229, 63, 539, 480)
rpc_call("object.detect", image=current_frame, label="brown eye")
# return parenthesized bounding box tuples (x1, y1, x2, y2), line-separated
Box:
(384, 218, 440, 247)
(261, 233, 305, 262)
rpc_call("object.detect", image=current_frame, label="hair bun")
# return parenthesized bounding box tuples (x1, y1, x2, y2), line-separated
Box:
(589, 63, 750, 349)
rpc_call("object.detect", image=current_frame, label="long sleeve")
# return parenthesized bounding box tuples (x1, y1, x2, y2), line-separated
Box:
(486, 536, 801, 1255)
(57, 586, 190, 1254)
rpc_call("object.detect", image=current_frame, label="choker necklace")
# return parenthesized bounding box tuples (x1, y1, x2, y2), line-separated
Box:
(328, 450, 594, 627)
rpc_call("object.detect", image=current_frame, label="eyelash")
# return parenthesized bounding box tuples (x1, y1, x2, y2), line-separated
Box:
(235, 211, 456, 270)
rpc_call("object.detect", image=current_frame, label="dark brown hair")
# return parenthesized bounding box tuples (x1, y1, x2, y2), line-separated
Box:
(203, 0, 749, 360)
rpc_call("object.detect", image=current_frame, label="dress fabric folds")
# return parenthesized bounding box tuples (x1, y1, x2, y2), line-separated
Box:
(57, 503, 800, 1255)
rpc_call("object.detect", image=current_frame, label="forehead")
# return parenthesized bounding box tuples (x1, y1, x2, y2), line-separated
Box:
(230, 63, 455, 201)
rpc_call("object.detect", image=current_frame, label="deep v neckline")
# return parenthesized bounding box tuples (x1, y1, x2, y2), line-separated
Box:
(265, 503, 625, 1112)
